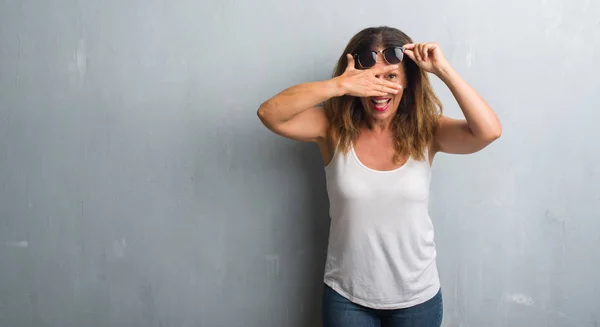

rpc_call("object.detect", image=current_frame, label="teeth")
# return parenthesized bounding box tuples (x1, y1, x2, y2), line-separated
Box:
(373, 99, 390, 104)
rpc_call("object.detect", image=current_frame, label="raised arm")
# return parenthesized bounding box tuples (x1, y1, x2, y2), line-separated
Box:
(257, 80, 339, 143)
(403, 43, 502, 155)
(257, 56, 404, 144)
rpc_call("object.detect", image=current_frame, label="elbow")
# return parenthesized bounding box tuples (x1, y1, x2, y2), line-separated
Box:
(257, 103, 277, 130)
(492, 120, 503, 140)
(256, 106, 265, 121)
(484, 124, 502, 143)
(256, 103, 269, 124)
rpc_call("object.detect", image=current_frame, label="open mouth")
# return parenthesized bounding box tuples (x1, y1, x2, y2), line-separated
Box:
(371, 98, 392, 111)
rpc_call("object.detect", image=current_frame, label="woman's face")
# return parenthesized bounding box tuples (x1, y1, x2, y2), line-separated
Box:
(359, 47, 407, 124)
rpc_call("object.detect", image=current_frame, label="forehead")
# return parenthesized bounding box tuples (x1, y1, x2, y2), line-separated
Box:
(372, 60, 404, 74)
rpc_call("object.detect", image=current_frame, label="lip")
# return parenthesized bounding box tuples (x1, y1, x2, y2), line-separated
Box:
(371, 98, 392, 112)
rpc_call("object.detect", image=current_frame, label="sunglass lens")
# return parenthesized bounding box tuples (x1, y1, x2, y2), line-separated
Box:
(383, 47, 403, 64)
(356, 51, 376, 68)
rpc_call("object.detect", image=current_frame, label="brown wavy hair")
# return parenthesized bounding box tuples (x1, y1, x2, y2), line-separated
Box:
(324, 26, 442, 162)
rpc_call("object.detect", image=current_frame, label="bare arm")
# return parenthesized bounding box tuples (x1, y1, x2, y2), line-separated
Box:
(257, 56, 403, 143)
(403, 42, 502, 155)
(433, 66, 502, 154)
(257, 80, 341, 143)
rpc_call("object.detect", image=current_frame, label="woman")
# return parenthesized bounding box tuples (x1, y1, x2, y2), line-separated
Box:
(257, 26, 501, 327)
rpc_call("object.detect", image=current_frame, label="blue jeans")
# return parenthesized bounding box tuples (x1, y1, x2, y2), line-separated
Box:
(322, 284, 443, 327)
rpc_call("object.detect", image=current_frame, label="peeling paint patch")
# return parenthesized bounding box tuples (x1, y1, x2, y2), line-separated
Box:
(505, 293, 534, 306)
(5, 241, 29, 248)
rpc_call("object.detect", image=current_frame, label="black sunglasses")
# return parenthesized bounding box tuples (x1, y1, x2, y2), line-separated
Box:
(353, 46, 405, 69)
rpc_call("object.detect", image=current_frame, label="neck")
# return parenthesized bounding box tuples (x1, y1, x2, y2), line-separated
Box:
(364, 116, 394, 134)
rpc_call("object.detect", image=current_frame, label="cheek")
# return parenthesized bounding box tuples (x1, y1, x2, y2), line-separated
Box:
(386, 93, 403, 113)
(392, 91, 403, 105)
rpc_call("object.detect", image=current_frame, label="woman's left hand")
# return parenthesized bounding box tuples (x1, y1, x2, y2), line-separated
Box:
(403, 42, 451, 76)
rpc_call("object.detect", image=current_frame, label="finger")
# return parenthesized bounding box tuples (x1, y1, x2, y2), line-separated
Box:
(346, 53, 356, 71)
(376, 79, 403, 90)
(377, 85, 399, 94)
(372, 82, 400, 95)
(424, 43, 436, 61)
(422, 44, 430, 61)
(389, 82, 404, 90)
(370, 90, 390, 97)
(402, 43, 415, 50)
(419, 43, 427, 61)
(415, 44, 422, 62)
(404, 49, 416, 62)
(383, 86, 400, 94)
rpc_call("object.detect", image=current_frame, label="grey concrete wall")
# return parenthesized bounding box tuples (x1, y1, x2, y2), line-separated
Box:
(1, 0, 599, 326)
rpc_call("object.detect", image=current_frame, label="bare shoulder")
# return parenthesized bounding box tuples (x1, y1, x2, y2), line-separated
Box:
(296, 106, 336, 167)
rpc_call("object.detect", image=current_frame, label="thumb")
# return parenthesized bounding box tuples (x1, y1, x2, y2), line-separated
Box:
(346, 53, 356, 71)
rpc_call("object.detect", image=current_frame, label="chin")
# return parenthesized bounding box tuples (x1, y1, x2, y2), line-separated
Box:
(370, 110, 397, 121)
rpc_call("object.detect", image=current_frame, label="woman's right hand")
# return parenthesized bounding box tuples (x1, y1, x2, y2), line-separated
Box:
(335, 54, 404, 97)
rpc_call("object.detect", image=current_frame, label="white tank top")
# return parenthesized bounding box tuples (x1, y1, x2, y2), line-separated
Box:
(323, 143, 440, 309)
